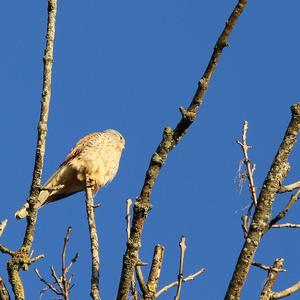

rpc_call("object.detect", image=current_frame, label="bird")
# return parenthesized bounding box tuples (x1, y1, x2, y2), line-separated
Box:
(15, 129, 125, 219)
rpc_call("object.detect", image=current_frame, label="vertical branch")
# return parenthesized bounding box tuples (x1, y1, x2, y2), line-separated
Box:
(6, 1, 58, 299)
(116, 1, 248, 298)
(237, 121, 258, 206)
(85, 175, 101, 300)
(145, 245, 165, 299)
(174, 236, 186, 300)
(225, 103, 300, 299)
(259, 258, 284, 300)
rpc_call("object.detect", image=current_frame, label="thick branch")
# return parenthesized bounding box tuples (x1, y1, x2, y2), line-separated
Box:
(116, 1, 248, 298)
(85, 175, 101, 300)
(0, 276, 10, 300)
(225, 103, 300, 300)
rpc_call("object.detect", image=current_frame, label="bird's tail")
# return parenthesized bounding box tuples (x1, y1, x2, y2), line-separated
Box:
(15, 190, 50, 219)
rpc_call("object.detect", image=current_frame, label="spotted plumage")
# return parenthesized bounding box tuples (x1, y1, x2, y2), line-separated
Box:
(15, 129, 125, 219)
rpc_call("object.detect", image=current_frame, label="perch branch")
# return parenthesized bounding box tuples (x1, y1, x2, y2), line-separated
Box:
(116, 1, 248, 298)
(156, 268, 205, 297)
(237, 121, 257, 206)
(85, 174, 101, 300)
(225, 103, 300, 300)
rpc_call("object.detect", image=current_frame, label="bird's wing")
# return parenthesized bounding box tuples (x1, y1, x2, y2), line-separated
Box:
(61, 132, 100, 167)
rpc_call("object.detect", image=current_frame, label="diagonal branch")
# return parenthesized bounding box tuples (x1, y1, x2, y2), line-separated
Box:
(269, 189, 300, 227)
(116, 1, 249, 298)
(0, 220, 8, 238)
(225, 103, 300, 300)
(156, 268, 205, 298)
(278, 181, 300, 193)
(85, 175, 101, 300)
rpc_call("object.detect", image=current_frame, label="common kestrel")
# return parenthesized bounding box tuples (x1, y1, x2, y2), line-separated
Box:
(15, 129, 125, 219)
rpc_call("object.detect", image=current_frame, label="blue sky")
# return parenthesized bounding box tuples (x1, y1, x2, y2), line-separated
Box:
(1, 1, 300, 299)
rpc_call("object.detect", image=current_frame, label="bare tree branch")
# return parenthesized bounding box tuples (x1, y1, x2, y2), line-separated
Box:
(85, 174, 101, 300)
(144, 245, 165, 299)
(156, 268, 205, 298)
(3, 1, 58, 299)
(269, 189, 300, 227)
(271, 223, 300, 229)
(35, 269, 61, 296)
(252, 261, 286, 273)
(35, 227, 78, 300)
(272, 281, 300, 299)
(0, 276, 10, 300)
(116, 1, 248, 298)
(126, 199, 140, 299)
(225, 103, 300, 300)
(278, 181, 300, 193)
(259, 258, 284, 300)
(173, 236, 187, 300)
(0, 220, 8, 238)
(237, 121, 258, 206)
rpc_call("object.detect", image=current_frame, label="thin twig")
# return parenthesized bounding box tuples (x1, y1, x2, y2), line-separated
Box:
(35, 228, 78, 300)
(0, 220, 8, 238)
(271, 223, 300, 228)
(269, 189, 300, 227)
(116, 1, 248, 298)
(35, 269, 61, 296)
(156, 268, 205, 297)
(278, 181, 300, 193)
(237, 121, 257, 206)
(0, 245, 14, 256)
(85, 174, 101, 300)
(252, 261, 286, 273)
(259, 258, 284, 300)
(174, 236, 187, 300)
